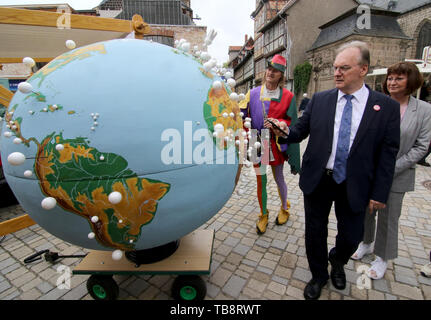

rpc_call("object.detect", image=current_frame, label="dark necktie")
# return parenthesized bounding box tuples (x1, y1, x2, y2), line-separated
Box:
(333, 94, 353, 184)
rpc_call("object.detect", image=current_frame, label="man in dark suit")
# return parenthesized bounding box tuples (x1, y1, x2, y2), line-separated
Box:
(266, 41, 400, 299)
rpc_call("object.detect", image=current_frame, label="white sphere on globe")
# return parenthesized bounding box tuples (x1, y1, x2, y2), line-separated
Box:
(41, 197, 57, 210)
(24, 170, 33, 178)
(112, 250, 123, 260)
(230, 93, 239, 101)
(108, 191, 122, 204)
(214, 123, 224, 133)
(212, 81, 222, 90)
(66, 40, 76, 49)
(201, 52, 211, 61)
(7, 152, 25, 166)
(23, 57, 36, 68)
(18, 82, 33, 94)
(203, 61, 212, 72)
(227, 78, 236, 88)
(181, 42, 190, 52)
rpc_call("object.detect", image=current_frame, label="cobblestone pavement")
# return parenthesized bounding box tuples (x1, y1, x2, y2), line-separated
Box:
(1, 140, 431, 300)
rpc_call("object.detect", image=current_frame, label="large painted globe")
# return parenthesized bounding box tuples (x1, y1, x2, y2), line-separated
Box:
(1, 39, 243, 252)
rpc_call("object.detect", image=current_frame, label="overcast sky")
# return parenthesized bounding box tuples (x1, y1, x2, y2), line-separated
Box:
(0, 0, 255, 64)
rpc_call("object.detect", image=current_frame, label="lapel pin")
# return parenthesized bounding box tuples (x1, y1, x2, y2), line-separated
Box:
(373, 105, 381, 111)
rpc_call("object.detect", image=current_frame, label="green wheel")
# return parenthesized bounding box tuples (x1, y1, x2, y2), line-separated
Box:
(87, 275, 119, 300)
(172, 275, 206, 301)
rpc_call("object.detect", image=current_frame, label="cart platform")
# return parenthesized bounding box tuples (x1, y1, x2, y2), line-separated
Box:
(73, 229, 214, 276)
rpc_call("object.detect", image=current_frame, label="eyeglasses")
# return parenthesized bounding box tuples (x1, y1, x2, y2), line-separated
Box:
(387, 77, 406, 83)
(333, 65, 354, 73)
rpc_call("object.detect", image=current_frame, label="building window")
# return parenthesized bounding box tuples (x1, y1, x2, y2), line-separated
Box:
(255, 6, 266, 31)
(263, 20, 285, 56)
(416, 21, 431, 59)
(254, 35, 264, 59)
(256, 58, 265, 74)
(244, 58, 254, 80)
(236, 65, 244, 81)
(255, 58, 266, 81)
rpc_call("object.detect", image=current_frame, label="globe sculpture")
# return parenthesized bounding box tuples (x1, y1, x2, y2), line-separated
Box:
(1, 39, 244, 259)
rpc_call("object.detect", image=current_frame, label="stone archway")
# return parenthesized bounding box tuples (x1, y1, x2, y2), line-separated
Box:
(415, 20, 431, 59)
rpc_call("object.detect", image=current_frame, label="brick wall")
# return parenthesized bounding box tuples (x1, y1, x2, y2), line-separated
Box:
(397, 4, 431, 59)
(149, 25, 207, 51)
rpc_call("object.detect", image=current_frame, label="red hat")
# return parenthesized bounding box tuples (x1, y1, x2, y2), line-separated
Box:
(268, 54, 287, 73)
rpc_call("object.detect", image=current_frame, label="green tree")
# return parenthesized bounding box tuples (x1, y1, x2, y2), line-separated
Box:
(293, 62, 312, 96)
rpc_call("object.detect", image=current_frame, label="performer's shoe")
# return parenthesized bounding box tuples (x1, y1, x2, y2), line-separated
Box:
(256, 211, 269, 235)
(275, 200, 290, 225)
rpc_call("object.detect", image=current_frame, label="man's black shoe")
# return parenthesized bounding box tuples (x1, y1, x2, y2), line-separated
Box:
(329, 257, 346, 290)
(303, 279, 327, 300)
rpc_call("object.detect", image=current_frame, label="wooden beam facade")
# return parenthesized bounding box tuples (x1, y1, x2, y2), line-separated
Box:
(0, 7, 133, 33)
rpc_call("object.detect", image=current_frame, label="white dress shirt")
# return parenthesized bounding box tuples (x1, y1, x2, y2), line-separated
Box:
(326, 84, 370, 169)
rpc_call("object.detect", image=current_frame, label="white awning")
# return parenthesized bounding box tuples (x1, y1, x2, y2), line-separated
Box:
(368, 63, 431, 77)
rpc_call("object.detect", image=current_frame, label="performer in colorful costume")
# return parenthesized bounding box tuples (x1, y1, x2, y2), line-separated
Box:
(239, 54, 300, 234)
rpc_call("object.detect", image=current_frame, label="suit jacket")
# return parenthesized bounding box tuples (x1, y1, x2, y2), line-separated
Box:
(283, 86, 400, 213)
(391, 96, 431, 193)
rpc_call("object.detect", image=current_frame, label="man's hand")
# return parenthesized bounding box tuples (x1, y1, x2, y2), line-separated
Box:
(264, 118, 288, 137)
(368, 199, 386, 213)
(263, 118, 277, 129)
